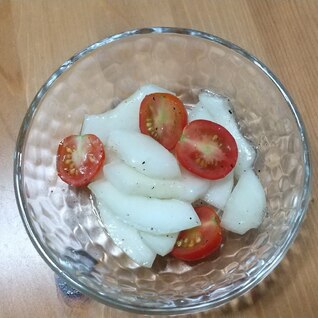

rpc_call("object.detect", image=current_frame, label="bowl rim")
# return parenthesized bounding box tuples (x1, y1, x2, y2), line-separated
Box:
(13, 26, 312, 315)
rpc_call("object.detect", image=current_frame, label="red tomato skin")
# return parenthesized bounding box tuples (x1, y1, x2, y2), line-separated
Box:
(171, 205, 222, 261)
(56, 134, 105, 187)
(139, 93, 188, 150)
(176, 120, 238, 180)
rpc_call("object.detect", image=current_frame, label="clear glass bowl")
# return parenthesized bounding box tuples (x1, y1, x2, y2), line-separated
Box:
(14, 27, 311, 315)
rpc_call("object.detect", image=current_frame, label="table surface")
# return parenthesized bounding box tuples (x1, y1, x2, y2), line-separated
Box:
(1, 1, 318, 317)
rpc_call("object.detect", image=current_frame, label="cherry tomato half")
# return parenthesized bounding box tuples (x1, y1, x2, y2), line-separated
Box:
(56, 134, 105, 187)
(175, 120, 238, 180)
(139, 93, 188, 150)
(171, 205, 222, 261)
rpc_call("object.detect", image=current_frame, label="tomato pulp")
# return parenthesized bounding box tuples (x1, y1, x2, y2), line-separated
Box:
(139, 93, 188, 150)
(176, 120, 238, 180)
(56, 134, 105, 187)
(171, 205, 222, 261)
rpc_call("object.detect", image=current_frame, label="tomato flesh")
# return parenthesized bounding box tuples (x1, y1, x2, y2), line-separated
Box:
(171, 205, 222, 261)
(56, 134, 105, 187)
(176, 120, 238, 180)
(139, 93, 188, 150)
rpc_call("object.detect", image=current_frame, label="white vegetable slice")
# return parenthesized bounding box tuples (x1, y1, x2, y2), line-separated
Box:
(188, 102, 214, 122)
(97, 203, 156, 268)
(221, 169, 266, 235)
(203, 171, 234, 210)
(89, 180, 200, 234)
(104, 161, 210, 201)
(81, 84, 172, 144)
(179, 169, 211, 201)
(197, 92, 256, 178)
(139, 232, 178, 256)
(106, 130, 181, 179)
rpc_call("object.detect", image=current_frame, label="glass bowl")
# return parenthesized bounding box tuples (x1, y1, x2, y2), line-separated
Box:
(14, 27, 311, 315)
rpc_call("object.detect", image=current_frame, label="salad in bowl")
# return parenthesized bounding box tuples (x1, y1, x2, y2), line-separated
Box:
(56, 84, 266, 268)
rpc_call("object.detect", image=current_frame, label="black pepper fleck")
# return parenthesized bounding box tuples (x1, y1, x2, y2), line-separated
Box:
(228, 110, 232, 114)
(142, 161, 145, 165)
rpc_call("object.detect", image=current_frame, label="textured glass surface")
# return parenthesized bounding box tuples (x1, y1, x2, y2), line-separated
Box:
(14, 28, 311, 315)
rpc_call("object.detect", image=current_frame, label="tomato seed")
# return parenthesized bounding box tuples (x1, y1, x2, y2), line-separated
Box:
(88, 154, 96, 163)
(195, 157, 208, 168)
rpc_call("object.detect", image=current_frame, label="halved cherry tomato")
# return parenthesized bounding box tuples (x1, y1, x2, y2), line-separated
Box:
(175, 120, 238, 180)
(139, 93, 188, 150)
(171, 205, 222, 261)
(56, 134, 105, 187)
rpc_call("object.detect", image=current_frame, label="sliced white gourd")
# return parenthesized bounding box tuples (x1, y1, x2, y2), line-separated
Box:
(179, 169, 211, 201)
(81, 84, 172, 144)
(139, 231, 178, 256)
(104, 161, 210, 201)
(188, 102, 214, 122)
(89, 180, 200, 234)
(203, 171, 234, 210)
(106, 130, 181, 179)
(221, 169, 266, 235)
(197, 92, 256, 178)
(97, 203, 156, 267)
